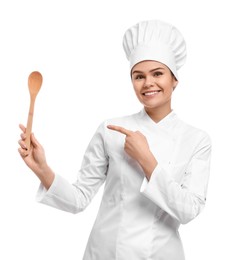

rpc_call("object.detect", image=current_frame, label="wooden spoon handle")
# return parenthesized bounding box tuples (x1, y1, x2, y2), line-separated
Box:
(25, 98, 35, 151)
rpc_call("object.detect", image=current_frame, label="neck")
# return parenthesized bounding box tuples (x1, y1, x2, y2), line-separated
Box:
(144, 105, 172, 123)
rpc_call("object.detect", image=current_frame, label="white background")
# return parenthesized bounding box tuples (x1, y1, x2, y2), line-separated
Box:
(0, 0, 233, 259)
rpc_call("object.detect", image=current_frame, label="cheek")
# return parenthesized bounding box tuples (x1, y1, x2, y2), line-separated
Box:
(166, 87, 174, 96)
(163, 80, 175, 94)
(161, 86, 174, 100)
(132, 83, 141, 95)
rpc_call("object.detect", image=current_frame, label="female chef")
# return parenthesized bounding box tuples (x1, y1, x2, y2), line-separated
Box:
(18, 20, 211, 260)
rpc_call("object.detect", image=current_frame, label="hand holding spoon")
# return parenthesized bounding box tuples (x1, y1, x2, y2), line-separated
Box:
(25, 71, 43, 151)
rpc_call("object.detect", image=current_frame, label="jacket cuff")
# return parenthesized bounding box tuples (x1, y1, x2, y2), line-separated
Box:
(36, 174, 59, 203)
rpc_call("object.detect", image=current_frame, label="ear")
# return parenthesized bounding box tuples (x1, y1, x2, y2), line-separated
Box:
(172, 78, 178, 91)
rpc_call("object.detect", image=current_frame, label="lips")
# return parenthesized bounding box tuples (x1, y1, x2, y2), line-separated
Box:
(142, 90, 161, 96)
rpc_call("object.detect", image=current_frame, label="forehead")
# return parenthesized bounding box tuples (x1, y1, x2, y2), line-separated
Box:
(132, 60, 168, 71)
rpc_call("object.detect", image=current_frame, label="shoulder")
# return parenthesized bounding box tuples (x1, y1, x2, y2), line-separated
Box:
(175, 116, 212, 146)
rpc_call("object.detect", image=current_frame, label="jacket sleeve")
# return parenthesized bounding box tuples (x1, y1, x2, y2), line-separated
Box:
(140, 133, 211, 224)
(36, 122, 109, 214)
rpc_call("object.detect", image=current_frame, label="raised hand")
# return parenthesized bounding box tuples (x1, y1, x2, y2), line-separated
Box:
(107, 125, 157, 179)
(18, 124, 54, 189)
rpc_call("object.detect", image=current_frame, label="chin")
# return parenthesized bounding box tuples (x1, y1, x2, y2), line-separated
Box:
(142, 102, 161, 109)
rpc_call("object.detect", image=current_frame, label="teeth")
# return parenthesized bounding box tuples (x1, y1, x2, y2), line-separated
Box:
(144, 91, 160, 96)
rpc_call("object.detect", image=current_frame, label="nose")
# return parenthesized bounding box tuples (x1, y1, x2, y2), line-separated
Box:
(144, 76, 154, 88)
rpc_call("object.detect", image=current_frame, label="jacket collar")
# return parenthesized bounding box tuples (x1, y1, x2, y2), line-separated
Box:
(138, 108, 178, 133)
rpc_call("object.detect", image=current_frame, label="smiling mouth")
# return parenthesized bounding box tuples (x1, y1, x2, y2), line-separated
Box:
(143, 90, 161, 96)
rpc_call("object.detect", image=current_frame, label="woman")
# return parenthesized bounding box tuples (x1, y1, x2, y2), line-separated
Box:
(18, 20, 211, 260)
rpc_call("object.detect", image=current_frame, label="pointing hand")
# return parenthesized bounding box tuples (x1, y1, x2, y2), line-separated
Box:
(107, 125, 157, 179)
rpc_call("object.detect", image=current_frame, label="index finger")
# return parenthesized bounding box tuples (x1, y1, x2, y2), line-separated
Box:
(19, 124, 26, 133)
(107, 125, 132, 136)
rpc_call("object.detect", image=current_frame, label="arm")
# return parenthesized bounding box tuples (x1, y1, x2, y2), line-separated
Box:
(107, 125, 211, 224)
(140, 134, 212, 224)
(19, 123, 109, 213)
(107, 125, 157, 179)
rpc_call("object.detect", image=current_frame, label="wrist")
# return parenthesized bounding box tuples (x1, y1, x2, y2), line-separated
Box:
(138, 152, 157, 180)
(35, 165, 55, 190)
(35, 162, 50, 177)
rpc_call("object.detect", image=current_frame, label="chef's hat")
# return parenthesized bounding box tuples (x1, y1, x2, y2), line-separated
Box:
(123, 20, 186, 79)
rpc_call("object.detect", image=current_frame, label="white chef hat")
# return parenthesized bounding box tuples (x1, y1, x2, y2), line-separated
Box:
(122, 20, 186, 79)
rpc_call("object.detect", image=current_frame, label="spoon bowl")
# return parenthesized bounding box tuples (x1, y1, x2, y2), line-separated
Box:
(28, 71, 43, 95)
(25, 71, 43, 151)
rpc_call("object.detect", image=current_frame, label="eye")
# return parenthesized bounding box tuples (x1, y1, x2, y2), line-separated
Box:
(134, 74, 144, 80)
(153, 71, 163, 77)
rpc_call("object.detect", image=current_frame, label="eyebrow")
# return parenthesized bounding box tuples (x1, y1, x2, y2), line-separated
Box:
(132, 67, 165, 74)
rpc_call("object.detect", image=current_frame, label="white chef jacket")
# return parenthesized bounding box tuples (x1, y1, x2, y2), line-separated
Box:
(37, 109, 211, 260)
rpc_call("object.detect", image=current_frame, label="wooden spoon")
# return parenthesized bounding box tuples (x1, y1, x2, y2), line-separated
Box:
(25, 71, 43, 151)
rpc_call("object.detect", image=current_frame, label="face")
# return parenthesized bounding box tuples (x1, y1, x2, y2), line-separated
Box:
(131, 60, 178, 113)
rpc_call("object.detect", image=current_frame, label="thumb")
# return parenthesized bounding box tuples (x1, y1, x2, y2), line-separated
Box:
(30, 133, 40, 148)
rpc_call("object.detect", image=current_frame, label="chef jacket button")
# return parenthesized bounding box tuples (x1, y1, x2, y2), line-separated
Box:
(181, 184, 183, 187)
